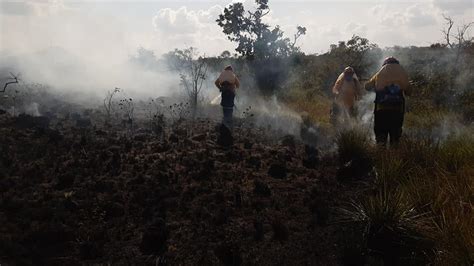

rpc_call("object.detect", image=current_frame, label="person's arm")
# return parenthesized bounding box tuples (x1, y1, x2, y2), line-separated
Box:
(364, 74, 377, 92)
(234, 76, 240, 89)
(215, 78, 221, 90)
(332, 74, 344, 95)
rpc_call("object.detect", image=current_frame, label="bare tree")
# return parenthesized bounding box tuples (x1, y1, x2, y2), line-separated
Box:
(443, 15, 473, 50)
(442, 15, 473, 91)
(164, 47, 208, 117)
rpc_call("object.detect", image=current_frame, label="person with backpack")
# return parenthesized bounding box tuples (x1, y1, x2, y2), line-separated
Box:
(331, 66, 362, 123)
(365, 57, 410, 146)
(215, 65, 240, 128)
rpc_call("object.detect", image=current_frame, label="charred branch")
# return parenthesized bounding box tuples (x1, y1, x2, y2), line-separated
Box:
(1, 73, 20, 93)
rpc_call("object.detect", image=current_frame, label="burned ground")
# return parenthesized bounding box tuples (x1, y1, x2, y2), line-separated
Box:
(0, 109, 369, 265)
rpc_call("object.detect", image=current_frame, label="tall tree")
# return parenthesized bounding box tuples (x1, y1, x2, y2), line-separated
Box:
(216, 0, 306, 94)
(216, 0, 306, 60)
(328, 35, 381, 78)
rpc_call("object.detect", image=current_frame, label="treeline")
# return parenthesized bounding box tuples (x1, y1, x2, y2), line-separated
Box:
(132, 38, 473, 121)
(131, 0, 473, 121)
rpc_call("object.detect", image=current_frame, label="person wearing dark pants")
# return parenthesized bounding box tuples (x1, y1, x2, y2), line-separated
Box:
(365, 57, 410, 147)
(215, 65, 240, 128)
(220, 87, 235, 128)
(374, 108, 404, 145)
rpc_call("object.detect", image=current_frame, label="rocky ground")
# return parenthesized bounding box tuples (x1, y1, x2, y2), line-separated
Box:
(0, 110, 365, 265)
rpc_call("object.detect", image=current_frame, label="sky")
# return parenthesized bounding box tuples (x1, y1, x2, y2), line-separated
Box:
(0, 0, 473, 59)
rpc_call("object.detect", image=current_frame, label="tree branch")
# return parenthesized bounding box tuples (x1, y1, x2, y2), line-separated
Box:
(443, 15, 455, 48)
(1, 73, 19, 93)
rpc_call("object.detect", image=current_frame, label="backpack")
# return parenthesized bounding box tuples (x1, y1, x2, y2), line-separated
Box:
(375, 84, 404, 105)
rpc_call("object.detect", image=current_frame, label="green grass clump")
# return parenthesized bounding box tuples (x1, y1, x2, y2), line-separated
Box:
(341, 132, 473, 265)
(381, 134, 473, 265)
(342, 185, 430, 235)
(336, 128, 372, 164)
(334, 128, 375, 181)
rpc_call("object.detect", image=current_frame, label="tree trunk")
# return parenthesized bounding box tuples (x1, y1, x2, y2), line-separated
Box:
(192, 88, 198, 118)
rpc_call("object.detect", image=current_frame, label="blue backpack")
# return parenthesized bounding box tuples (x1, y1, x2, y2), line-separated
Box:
(375, 84, 404, 105)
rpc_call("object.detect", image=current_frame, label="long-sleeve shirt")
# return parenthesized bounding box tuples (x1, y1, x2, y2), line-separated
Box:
(215, 70, 240, 92)
(332, 73, 362, 109)
(365, 63, 410, 95)
(365, 63, 410, 112)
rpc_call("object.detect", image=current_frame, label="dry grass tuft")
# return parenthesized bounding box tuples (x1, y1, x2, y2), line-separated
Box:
(375, 134, 473, 265)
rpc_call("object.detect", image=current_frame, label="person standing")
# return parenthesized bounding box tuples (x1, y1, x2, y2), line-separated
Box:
(332, 66, 362, 122)
(215, 65, 240, 128)
(365, 57, 410, 146)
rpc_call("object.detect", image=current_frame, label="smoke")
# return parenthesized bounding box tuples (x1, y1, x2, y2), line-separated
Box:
(403, 113, 472, 143)
(356, 93, 375, 128)
(0, 1, 471, 148)
(431, 118, 465, 142)
(0, 1, 181, 106)
(208, 86, 303, 136)
(24, 102, 41, 117)
(2, 101, 39, 117)
(0, 47, 179, 104)
(239, 94, 303, 135)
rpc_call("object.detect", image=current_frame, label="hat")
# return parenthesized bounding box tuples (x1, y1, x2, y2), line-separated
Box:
(344, 66, 354, 74)
(383, 56, 400, 66)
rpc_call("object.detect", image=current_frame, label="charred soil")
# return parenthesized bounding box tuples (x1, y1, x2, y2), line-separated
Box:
(0, 112, 364, 265)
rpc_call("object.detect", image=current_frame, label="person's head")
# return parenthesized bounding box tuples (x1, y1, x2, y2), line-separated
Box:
(343, 66, 354, 80)
(344, 66, 354, 75)
(224, 65, 233, 71)
(382, 56, 400, 66)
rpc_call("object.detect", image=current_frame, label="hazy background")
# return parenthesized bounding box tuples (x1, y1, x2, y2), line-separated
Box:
(0, 0, 472, 98)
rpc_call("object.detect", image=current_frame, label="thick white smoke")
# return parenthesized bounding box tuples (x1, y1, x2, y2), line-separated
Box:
(0, 1, 180, 104)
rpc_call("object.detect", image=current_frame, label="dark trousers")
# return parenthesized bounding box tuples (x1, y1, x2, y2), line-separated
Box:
(374, 110, 404, 145)
(222, 107, 233, 127)
(221, 89, 235, 128)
